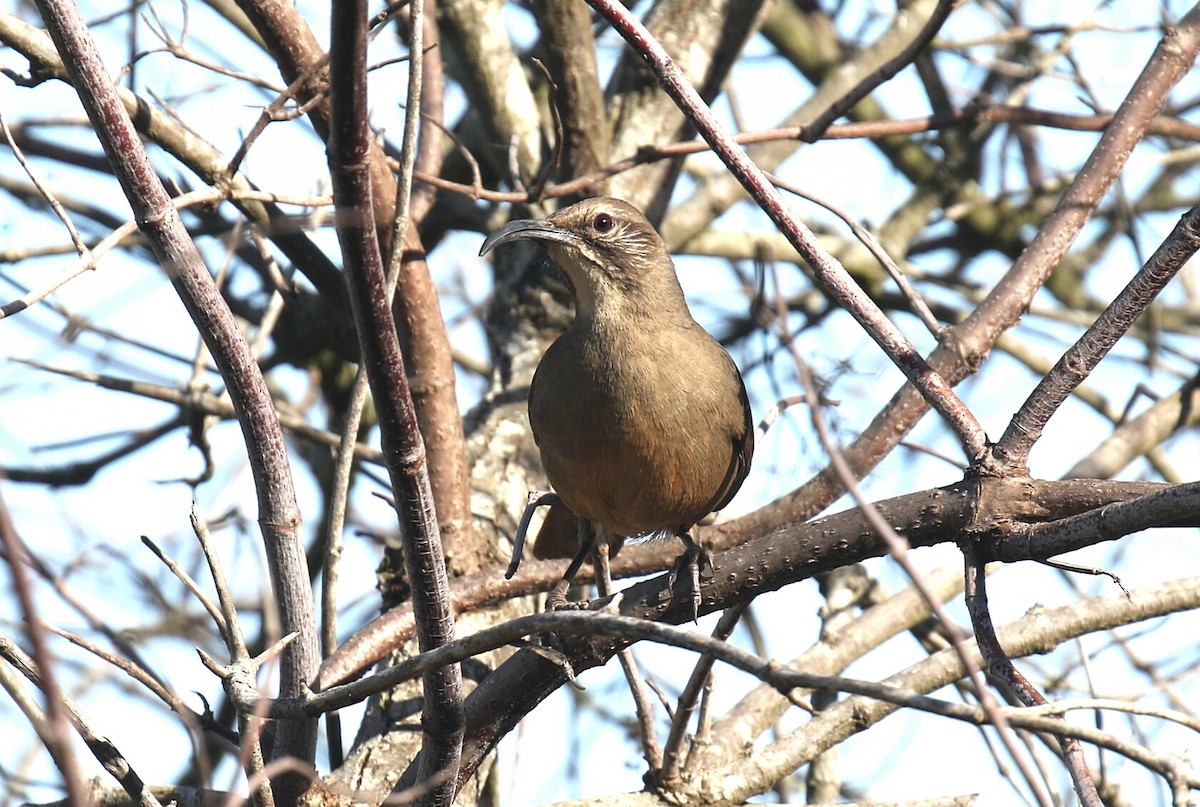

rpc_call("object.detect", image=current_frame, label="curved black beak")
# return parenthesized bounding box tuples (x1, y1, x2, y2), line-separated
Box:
(479, 219, 582, 257)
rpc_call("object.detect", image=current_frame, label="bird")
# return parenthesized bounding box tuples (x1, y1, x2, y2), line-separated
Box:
(479, 197, 753, 617)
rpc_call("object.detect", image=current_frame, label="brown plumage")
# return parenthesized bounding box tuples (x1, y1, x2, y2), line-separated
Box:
(480, 197, 753, 613)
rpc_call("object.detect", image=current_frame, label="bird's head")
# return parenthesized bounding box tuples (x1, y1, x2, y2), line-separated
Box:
(479, 197, 684, 318)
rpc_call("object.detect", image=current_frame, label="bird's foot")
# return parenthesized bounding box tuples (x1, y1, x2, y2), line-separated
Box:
(545, 594, 593, 611)
(668, 541, 713, 621)
(545, 579, 592, 612)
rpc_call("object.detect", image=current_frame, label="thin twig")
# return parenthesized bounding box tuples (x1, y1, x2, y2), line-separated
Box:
(141, 535, 226, 635)
(801, 0, 959, 141)
(767, 171, 943, 338)
(0, 184, 331, 320)
(0, 107, 91, 259)
(658, 603, 747, 787)
(11, 358, 383, 466)
(0, 631, 163, 807)
(994, 199, 1200, 470)
(192, 503, 274, 807)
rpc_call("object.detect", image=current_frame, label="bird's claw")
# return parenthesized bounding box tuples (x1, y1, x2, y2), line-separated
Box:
(545, 578, 592, 612)
(668, 542, 713, 621)
(545, 594, 592, 612)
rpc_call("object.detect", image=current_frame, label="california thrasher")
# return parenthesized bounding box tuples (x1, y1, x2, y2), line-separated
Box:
(480, 197, 753, 616)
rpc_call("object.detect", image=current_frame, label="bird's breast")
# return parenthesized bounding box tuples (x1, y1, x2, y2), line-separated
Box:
(529, 320, 745, 537)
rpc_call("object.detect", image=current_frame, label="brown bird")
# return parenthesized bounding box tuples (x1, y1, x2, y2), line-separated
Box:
(479, 197, 753, 616)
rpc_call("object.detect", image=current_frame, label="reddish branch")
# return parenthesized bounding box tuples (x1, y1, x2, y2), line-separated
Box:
(0, 495, 89, 806)
(326, 3, 462, 804)
(396, 104, 1200, 204)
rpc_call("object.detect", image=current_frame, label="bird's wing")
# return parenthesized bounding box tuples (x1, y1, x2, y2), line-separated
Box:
(711, 359, 754, 514)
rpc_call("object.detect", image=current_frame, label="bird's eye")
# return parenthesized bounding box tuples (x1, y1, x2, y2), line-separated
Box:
(592, 213, 614, 233)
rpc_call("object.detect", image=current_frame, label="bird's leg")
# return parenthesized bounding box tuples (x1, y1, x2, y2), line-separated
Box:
(593, 534, 615, 598)
(546, 518, 599, 611)
(506, 490, 561, 579)
(669, 526, 713, 621)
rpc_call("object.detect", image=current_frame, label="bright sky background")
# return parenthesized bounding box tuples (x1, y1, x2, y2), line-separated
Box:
(2, 1, 1199, 806)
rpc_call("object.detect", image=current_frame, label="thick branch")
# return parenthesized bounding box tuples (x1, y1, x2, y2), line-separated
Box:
(326, 4, 462, 804)
(316, 477, 1186, 689)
